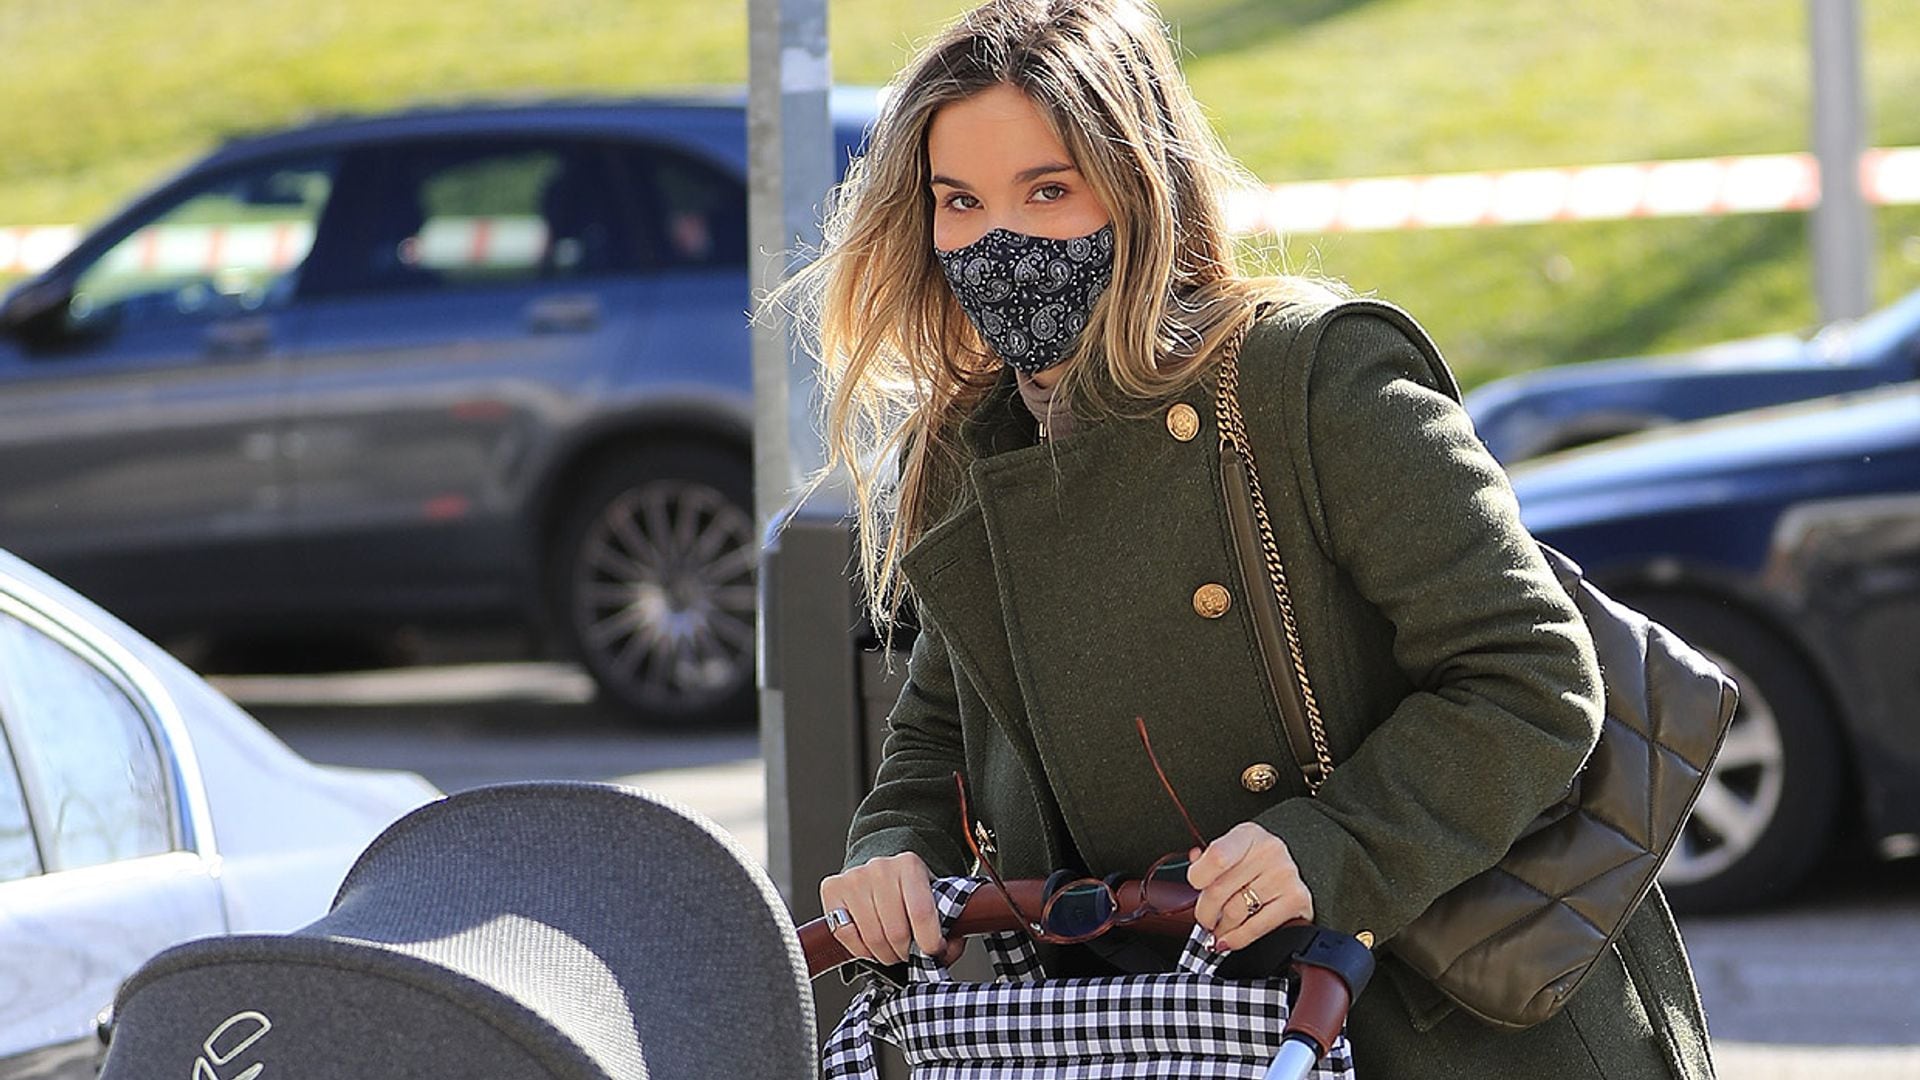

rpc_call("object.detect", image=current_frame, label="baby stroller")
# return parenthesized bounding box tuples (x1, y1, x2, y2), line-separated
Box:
(802, 876, 1370, 1080)
(97, 783, 1366, 1079)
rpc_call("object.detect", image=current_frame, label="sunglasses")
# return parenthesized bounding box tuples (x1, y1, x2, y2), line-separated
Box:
(956, 715, 1207, 944)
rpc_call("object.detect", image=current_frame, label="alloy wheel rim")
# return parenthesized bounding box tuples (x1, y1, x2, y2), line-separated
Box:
(1661, 649, 1787, 886)
(571, 480, 756, 712)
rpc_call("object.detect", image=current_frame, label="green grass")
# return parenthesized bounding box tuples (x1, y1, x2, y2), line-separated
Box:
(2, 0, 1918, 384)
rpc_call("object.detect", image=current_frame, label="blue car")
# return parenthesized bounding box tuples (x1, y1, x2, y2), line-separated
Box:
(1509, 384, 1920, 911)
(1468, 287, 1920, 464)
(0, 92, 876, 727)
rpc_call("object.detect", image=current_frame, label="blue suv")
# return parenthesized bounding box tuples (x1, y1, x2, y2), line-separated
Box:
(0, 92, 877, 726)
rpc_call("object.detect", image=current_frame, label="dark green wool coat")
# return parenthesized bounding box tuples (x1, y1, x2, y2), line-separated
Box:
(844, 301, 1716, 1079)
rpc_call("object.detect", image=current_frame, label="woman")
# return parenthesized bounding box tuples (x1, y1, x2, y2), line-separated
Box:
(778, 1, 1716, 1076)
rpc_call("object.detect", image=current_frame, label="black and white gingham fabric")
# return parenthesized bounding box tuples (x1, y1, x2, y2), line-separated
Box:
(823, 876, 1356, 1080)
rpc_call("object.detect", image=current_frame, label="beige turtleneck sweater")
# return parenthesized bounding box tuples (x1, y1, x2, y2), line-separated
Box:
(1013, 369, 1079, 441)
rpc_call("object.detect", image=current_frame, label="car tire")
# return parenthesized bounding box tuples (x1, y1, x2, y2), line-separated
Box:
(549, 443, 757, 727)
(1625, 593, 1843, 913)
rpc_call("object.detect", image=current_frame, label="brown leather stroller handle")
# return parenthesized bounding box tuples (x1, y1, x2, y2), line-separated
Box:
(801, 884, 1369, 1078)
(1286, 964, 1354, 1057)
(799, 877, 1201, 977)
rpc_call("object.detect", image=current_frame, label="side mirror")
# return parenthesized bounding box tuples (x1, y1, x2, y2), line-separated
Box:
(0, 278, 79, 348)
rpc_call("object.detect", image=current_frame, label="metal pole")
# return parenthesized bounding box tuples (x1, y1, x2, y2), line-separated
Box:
(1809, 0, 1874, 322)
(748, 0, 833, 905)
(749, 3, 893, 1050)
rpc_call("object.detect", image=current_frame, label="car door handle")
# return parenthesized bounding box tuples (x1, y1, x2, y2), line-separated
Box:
(204, 316, 272, 357)
(525, 294, 601, 333)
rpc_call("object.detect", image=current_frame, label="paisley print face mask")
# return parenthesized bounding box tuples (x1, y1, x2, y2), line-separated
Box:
(934, 224, 1115, 375)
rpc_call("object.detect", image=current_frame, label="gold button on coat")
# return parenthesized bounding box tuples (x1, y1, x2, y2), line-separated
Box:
(1192, 583, 1231, 618)
(1166, 402, 1200, 441)
(1241, 763, 1280, 793)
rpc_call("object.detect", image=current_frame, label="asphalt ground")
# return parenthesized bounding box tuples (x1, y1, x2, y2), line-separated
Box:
(223, 663, 1920, 1078)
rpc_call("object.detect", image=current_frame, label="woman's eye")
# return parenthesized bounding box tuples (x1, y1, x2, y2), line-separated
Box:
(942, 192, 980, 211)
(1033, 183, 1068, 203)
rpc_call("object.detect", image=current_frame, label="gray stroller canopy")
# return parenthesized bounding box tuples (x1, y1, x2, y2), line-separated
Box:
(100, 782, 816, 1080)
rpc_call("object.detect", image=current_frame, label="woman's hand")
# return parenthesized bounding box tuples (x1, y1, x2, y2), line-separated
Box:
(1187, 822, 1314, 952)
(820, 852, 965, 966)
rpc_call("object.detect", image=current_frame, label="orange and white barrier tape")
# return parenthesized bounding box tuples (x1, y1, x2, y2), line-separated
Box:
(5, 149, 1919, 276)
(1226, 146, 1920, 236)
(0, 216, 549, 278)
(106, 221, 317, 276)
(0, 225, 81, 278)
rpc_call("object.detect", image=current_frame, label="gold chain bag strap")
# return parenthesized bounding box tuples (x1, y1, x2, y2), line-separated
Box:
(1212, 300, 1739, 1030)
(1213, 316, 1336, 792)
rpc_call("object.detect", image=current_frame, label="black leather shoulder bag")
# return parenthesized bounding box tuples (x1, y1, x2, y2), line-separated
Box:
(1213, 299, 1739, 1029)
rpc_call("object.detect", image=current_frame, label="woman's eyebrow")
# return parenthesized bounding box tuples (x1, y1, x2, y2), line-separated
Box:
(1014, 162, 1076, 182)
(929, 162, 1077, 188)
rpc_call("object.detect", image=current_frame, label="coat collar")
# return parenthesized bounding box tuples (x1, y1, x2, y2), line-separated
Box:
(956, 362, 1036, 459)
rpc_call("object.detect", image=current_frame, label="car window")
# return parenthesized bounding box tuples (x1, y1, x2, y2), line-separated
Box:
(0, 611, 172, 872)
(68, 156, 338, 335)
(626, 146, 747, 269)
(0, 723, 40, 883)
(329, 139, 629, 294)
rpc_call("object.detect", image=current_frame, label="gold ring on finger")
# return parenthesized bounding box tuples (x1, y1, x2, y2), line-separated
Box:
(1242, 886, 1263, 917)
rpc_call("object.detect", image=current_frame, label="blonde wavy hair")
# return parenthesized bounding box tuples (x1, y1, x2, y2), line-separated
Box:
(767, 0, 1340, 642)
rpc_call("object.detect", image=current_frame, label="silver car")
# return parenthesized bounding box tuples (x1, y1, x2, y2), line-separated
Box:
(0, 546, 437, 1079)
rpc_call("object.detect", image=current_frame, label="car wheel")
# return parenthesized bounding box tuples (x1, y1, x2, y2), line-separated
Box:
(1627, 593, 1843, 913)
(550, 444, 757, 726)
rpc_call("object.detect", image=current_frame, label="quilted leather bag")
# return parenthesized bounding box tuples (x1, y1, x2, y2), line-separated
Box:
(1213, 299, 1740, 1029)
